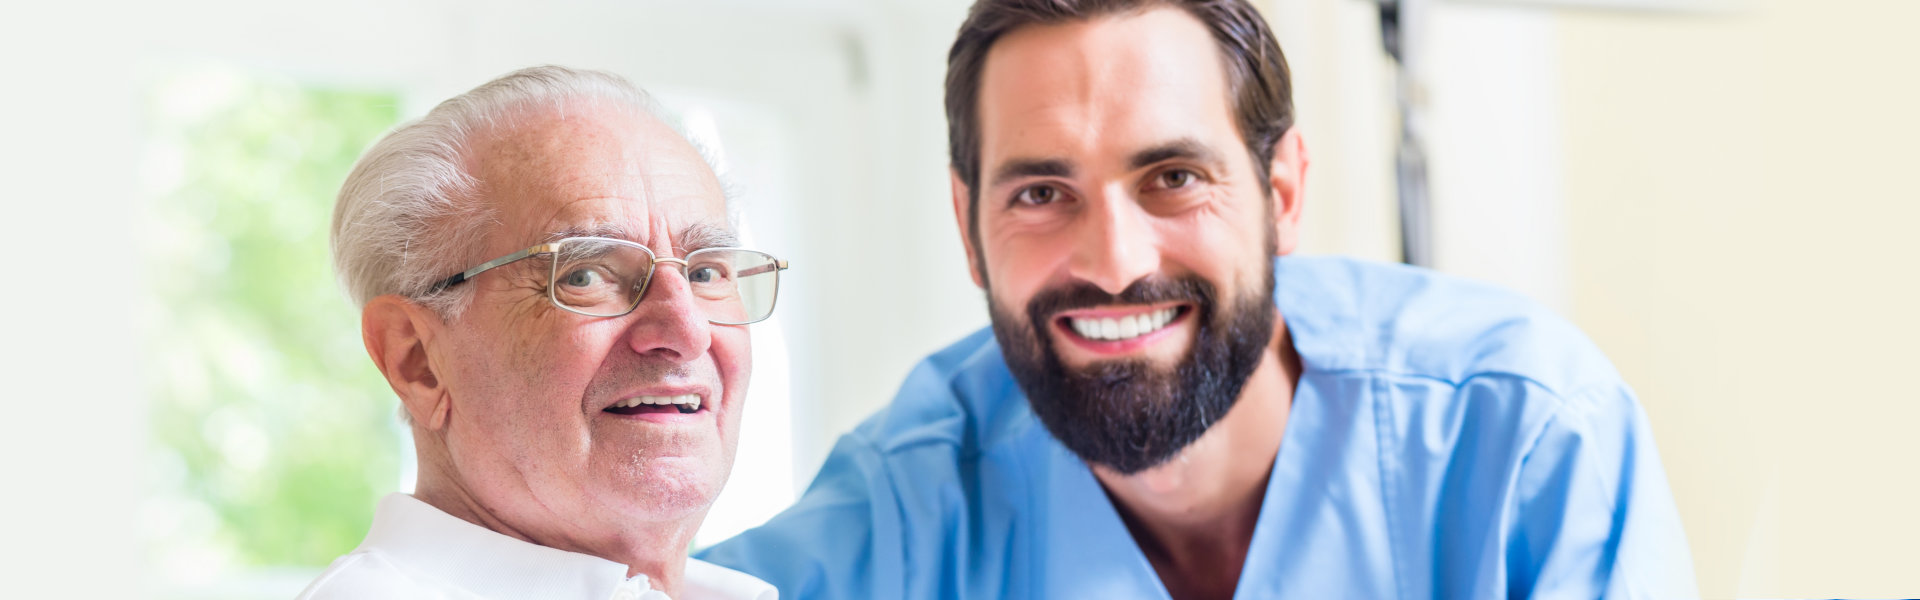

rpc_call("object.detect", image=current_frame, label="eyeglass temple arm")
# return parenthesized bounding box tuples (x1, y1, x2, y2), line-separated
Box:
(426, 243, 561, 294)
(736, 259, 789, 278)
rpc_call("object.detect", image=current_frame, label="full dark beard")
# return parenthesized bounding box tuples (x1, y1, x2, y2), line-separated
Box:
(989, 271, 1275, 475)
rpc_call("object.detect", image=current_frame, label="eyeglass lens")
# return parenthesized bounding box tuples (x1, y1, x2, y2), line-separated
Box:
(550, 239, 780, 323)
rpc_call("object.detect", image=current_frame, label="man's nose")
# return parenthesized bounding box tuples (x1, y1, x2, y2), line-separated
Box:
(1068, 186, 1161, 295)
(621, 265, 714, 362)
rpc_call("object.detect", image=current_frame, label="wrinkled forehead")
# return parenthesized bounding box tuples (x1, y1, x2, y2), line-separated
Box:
(468, 100, 730, 253)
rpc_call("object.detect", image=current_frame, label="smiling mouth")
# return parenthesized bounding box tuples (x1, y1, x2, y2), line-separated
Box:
(1060, 305, 1187, 342)
(604, 394, 703, 415)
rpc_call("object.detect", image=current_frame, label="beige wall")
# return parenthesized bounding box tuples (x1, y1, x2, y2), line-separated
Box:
(1559, 0, 1920, 596)
(1270, 0, 1920, 594)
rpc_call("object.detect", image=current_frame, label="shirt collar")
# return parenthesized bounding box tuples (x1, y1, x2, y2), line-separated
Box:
(357, 493, 775, 600)
(1272, 255, 1368, 372)
(684, 559, 781, 600)
(358, 493, 632, 598)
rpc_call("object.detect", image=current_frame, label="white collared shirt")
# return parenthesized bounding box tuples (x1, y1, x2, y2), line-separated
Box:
(298, 494, 777, 600)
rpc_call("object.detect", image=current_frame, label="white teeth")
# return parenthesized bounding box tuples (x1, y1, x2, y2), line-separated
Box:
(1069, 307, 1179, 341)
(1075, 321, 1105, 340)
(614, 394, 702, 411)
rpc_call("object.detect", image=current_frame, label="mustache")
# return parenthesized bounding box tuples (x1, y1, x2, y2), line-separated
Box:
(1023, 275, 1218, 325)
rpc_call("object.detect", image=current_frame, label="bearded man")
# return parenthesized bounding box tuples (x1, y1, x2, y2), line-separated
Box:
(701, 1, 1696, 598)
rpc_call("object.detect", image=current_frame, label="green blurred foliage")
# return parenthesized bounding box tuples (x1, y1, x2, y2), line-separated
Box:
(145, 70, 404, 568)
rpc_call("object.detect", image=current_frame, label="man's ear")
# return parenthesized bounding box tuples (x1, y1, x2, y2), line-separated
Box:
(1266, 128, 1310, 256)
(362, 295, 452, 430)
(951, 169, 986, 289)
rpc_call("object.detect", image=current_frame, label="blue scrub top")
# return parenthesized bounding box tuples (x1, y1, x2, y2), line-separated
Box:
(700, 256, 1697, 599)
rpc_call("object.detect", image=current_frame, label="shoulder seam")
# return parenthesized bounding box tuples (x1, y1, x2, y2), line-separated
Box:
(844, 426, 890, 458)
(1312, 366, 1618, 402)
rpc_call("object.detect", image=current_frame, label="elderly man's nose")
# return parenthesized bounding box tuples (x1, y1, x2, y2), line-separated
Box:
(1068, 192, 1161, 295)
(623, 267, 714, 361)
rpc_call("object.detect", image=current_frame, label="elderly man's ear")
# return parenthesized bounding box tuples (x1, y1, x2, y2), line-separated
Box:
(362, 295, 453, 430)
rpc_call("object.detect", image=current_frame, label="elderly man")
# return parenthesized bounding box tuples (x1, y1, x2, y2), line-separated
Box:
(301, 66, 782, 600)
(701, 1, 1696, 599)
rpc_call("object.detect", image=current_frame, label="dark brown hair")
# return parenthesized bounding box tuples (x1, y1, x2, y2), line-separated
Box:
(945, 0, 1295, 227)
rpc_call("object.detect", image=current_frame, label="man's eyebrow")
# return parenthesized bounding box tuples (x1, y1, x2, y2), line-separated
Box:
(989, 158, 1075, 188)
(677, 221, 740, 252)
(539, 223, 643, 245)
(986, 139, 1224, 188)
(1129, 138, 1226, 172)
(539, 222, 739, 253)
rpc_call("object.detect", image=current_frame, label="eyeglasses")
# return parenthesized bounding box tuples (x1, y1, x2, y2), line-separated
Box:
(428, 236, 789, 324)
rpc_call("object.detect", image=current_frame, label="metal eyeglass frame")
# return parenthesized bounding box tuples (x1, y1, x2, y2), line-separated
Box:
(426, 236, 789, 324)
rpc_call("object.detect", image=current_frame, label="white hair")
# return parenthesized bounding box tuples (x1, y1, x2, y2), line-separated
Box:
(331, 65, 732, 317)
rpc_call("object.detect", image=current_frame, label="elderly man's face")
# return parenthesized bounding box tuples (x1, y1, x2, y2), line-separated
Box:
(959, 8, 1296, 474)
(431, 102, 747, 529)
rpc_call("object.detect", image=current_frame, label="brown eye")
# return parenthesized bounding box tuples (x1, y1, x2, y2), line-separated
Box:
(1015, 185, 1060, 206)
(1159, 169, 1196, 189)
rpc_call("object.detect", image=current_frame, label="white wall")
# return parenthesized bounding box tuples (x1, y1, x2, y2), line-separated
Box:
(0, 5, 148, 597)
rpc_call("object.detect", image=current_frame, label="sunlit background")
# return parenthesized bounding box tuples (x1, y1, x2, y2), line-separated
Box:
(2, 0, 1915, 598)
